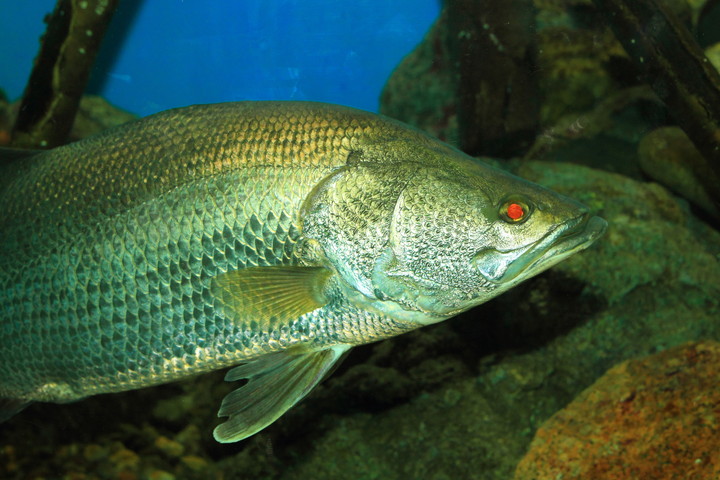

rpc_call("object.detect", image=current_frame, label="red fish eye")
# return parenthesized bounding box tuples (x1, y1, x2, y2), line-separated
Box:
(499, 197, 531, 223)
(506, 203, 525, 220)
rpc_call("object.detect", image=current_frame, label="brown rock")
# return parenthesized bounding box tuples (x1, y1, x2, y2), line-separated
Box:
(515, 341, 720, 479)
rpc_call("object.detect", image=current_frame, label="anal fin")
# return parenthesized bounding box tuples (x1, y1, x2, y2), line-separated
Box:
(213, 345, 350, 443)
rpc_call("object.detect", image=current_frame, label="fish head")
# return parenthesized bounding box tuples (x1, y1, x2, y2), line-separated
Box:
(367, 157, 607, 325)
(301, 146, 606, 327)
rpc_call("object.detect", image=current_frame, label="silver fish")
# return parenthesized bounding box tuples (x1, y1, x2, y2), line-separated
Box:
(0, 101, 607, 442)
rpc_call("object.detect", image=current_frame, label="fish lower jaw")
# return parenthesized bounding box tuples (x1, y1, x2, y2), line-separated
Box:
(516, 215, 607, 281)
(483, 214, 608, 286)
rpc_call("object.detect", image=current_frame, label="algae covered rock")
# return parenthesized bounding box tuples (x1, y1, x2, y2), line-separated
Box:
(381, 0, 629, 147)
(69, 95, 138, 141)
(638, 126, 720, 219)
(380, 9, 458, 145)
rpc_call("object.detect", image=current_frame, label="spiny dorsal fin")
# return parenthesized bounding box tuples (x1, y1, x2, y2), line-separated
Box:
(0, 147, 43, 191)
(0, 147, 43, 163)
(210, 266, 333, 329)
(213, 345, 350, 443)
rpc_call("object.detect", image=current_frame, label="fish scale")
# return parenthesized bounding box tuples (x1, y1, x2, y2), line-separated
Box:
(0, 103, 411, 400)
(6, 167, 305, 399)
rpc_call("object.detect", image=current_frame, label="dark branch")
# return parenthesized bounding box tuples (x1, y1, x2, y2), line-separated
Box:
(11, 0, 119, 149)
(591, 0, 720, 211)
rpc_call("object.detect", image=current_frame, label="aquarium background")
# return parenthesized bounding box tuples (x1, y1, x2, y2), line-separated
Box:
(2, 1, 720, 479)
(0, 0, 440, 116)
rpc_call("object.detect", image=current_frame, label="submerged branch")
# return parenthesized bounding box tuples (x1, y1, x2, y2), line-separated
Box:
(11, 0, 119, 149)
(446, 0, 539, 157)
(591, 0, 720, 212)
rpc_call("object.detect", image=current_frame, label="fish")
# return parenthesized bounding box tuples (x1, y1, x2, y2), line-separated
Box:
(0, 101, 607, 442)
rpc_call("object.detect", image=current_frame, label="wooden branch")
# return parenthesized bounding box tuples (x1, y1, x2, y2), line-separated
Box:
(591, 0, 720, 211)
(11, 0, 119, 149)
(446, 0, 539, 157)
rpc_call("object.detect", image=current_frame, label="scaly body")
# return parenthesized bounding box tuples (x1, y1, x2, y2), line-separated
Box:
(0, 102, 415, 397)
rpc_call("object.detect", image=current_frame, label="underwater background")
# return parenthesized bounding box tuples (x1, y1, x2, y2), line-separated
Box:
(0, 1, 439, 115)
(1, 0, 720, 479)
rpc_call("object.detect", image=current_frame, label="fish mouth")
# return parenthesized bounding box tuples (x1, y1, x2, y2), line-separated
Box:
(482, 213, 607, 285)
(519, 214, 606, 279)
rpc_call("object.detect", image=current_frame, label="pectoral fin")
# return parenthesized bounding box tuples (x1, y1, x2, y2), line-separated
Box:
(213, 345, 351, 443)
(211, 266, 333, 329)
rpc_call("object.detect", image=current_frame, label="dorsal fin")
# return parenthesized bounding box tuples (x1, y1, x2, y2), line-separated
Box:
(0, 147, 44, 163)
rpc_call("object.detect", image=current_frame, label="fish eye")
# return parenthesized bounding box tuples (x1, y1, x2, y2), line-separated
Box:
(499, 196, 532, 224)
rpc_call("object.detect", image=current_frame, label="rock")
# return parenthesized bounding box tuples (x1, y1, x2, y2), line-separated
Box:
(173, 424, 202, 454)
(381, 1, 627, 145)
(280, 381, 529, 480)
(514, 341, 720, 479)
(0, 89, 10, 146)
(0, 445, 19, 476)
(69, 95, 137, 141)
(108, 444, 141, 473)
(83, 443, 109, 462)
(180, 455, 209, 472)
(153, 436, 184, 458)
(380, 9, 458, 145)
(535, 26, 624, 125)
(638, 126, 720, 219)
(145, 470, 175, 480)
(1, 94, 137, 146)
(706, 42, 720, 72)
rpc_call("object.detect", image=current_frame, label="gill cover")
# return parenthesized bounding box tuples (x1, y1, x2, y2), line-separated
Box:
(300, 162, 416, 299)
(372, 166, 498, 319)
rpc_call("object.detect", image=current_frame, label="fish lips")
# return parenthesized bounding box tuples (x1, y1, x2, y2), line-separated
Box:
(476, 213, 608, 285)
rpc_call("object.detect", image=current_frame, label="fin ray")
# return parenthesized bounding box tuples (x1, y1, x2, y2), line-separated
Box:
(213, 345, 350, 443)
(211, 266, 333, 330)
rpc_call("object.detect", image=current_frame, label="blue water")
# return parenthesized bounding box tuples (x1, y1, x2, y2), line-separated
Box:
(0, 1, 439, 116)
